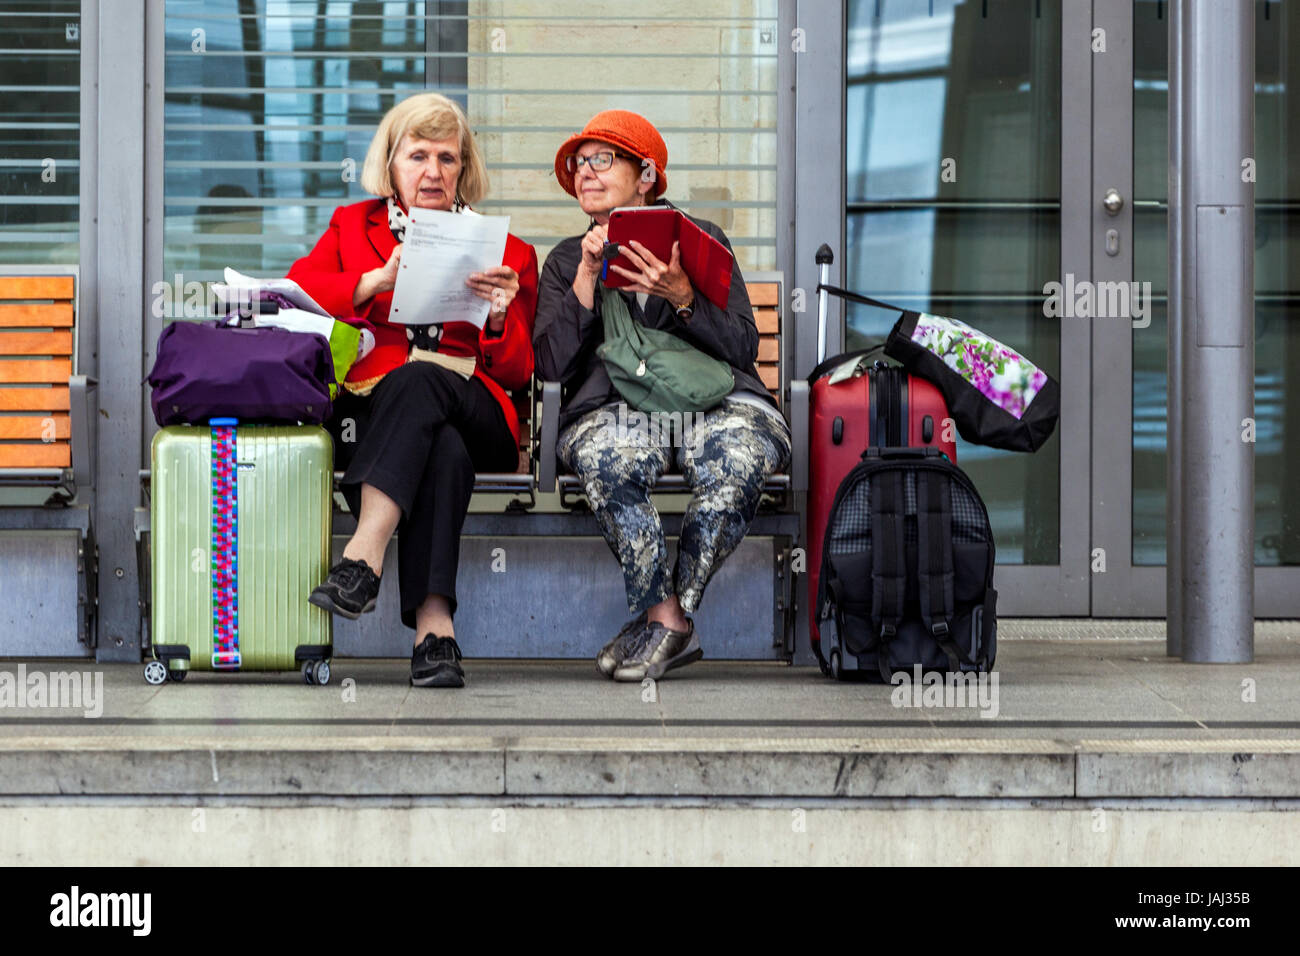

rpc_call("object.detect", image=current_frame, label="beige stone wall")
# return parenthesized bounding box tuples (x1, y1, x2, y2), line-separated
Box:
(459, 2, 778, 270)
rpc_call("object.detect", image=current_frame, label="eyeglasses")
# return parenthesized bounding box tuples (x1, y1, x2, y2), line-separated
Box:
(564, 150, 638, 174)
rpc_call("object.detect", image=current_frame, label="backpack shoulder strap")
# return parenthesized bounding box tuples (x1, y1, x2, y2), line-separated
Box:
(916, 469, 971, 671)
(870, 468, 906, 682)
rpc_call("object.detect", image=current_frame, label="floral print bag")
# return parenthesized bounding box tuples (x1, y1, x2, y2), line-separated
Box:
(815, 284, 1059, 452)
(884, 310, 1060, 453)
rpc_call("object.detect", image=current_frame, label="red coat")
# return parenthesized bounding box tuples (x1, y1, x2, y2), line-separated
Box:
(287, 198, 538, 448)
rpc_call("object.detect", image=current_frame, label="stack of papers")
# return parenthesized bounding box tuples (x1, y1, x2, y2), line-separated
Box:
(213, 268, 332, 318)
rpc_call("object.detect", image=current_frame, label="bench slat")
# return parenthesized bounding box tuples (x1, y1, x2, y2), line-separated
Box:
(0, 386, 70, 411)
(757, 338, 780, 362)
(0, 303, 74, 328)
(0, 330, 73, 356)
(0, 359, 71, 384)
(747, 284, 779, 307)
(0, 415, 69, 440)
(0, 442, 70, 468)
(0, 277, 74, 300)
(757, 364, 779, 389)
(754, 307, 779, 334)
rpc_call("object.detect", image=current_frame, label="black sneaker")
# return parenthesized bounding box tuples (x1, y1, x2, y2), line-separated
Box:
(411, 635, 465, 688)
(308, 557, 381, 620)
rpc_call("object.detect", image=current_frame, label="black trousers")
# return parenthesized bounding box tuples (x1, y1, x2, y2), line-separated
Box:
(327, 361, 517, 628)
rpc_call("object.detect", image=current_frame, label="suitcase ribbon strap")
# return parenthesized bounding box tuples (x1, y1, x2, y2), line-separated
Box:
(916, 470, 974, 672)
(210, 421, 241, 669)
(870, 470, 907, 682)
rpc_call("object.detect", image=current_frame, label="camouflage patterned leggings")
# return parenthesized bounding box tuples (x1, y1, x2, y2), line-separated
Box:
(558, 399, 792, 614)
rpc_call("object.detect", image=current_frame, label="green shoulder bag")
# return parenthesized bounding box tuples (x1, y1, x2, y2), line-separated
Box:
(595, 287, 734, 415)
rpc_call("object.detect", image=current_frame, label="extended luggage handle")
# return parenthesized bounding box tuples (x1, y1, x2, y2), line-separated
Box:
(815, 244, 833, 365)
(812, 243, 917, 367)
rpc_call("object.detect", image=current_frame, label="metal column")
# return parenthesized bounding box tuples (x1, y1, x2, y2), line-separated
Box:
(91, 0, 147, 661)
(1165, 1, 1183, 656)
(1172, 0, 1254, 663)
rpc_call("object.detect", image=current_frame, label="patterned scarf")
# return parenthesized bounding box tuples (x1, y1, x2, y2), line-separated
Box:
(386, 193, 465, 242)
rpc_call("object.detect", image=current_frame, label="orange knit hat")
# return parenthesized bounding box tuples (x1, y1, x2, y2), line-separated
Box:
(554, 110, 668, 199)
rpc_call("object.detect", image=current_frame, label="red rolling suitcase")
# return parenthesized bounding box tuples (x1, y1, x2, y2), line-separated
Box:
(806, 245, 956, 669)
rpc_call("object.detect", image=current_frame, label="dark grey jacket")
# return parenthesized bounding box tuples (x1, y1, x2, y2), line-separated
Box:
(533, 202, 776, 430)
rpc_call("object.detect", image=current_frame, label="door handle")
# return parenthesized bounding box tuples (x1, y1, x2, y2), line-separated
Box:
(1102, 188, 1124, 215)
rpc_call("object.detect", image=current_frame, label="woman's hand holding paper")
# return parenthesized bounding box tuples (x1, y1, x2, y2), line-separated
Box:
(466, 265, 520, 332)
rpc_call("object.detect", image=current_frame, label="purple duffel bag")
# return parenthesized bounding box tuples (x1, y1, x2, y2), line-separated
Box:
(148, 320, 334, 426)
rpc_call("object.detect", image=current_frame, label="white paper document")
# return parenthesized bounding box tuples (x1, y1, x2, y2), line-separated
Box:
(388, 207, 510, 328)
(214, 268, 332, 318)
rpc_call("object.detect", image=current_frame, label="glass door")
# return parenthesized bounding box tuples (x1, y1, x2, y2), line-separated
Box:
(843, 0, 1090, 614)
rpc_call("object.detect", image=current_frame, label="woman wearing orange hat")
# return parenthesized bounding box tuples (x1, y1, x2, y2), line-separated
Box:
(535, 110, 791, 682)
(288, 92, 538, 689)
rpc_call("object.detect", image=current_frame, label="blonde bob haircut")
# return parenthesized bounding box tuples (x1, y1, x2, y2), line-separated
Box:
(361, 93, 489, 205)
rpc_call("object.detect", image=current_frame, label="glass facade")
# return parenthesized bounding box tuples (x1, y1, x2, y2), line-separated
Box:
(844, 0, 1061, 565)
(1132, 0, 1300, 566)
(0, 0, 80, 265)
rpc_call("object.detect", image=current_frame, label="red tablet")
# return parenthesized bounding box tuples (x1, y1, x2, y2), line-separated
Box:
(603, 206, 733, 310)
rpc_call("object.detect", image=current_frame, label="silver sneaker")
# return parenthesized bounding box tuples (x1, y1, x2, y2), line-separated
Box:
(596, 613, 649, 677)
(612, 620, 702, 682)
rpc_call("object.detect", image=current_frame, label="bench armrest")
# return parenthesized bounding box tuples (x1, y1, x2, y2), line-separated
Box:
(69, 374, 97, 491)
(538, 380, 561, 493)
(789, 379, 809, 493)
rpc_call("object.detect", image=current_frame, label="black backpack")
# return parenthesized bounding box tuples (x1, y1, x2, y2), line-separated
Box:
(815, 448, 997, 681)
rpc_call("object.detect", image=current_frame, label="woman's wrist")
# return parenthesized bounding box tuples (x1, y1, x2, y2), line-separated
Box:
(353, 269, 378, 307)
(671, 281, 694, 310)
(573, 263, 599, 309)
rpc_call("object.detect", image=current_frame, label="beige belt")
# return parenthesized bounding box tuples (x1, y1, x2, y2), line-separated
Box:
(342, 347, 477, 398)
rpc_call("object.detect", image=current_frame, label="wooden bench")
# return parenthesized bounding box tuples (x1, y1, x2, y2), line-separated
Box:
(0, 271, 95, 494)
(0, 267, 98, 648)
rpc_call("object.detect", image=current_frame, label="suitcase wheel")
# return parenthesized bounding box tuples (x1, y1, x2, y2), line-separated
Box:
(168, 667, 187, 683)
(303, 659, 331, 686)
(143, 660, 168, 686)
(829, 649, 843, 681)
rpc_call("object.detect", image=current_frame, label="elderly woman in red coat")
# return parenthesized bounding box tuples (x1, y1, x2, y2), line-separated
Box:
(289, 92, 537, 688)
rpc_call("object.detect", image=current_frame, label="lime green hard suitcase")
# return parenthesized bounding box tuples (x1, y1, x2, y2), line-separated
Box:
(145, 422, 334, 685)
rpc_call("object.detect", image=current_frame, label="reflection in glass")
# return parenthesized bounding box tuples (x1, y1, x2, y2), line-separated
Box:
(162, 1, 780, 296)
(0, 3, 81, 265)
(845, 0, 1061, 564)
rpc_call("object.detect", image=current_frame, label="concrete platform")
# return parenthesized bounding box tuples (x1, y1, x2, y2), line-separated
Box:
(0, 632, 1296, 796)
(1, 632, 1297, 863)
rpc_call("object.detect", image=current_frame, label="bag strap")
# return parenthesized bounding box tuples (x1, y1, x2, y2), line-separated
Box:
(916, 470, 972, 672)
(870, 469, 906, 682)
(598, 282, 635, 341)
(210, 421, 241, 670)
(816, 284, 913, 315)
